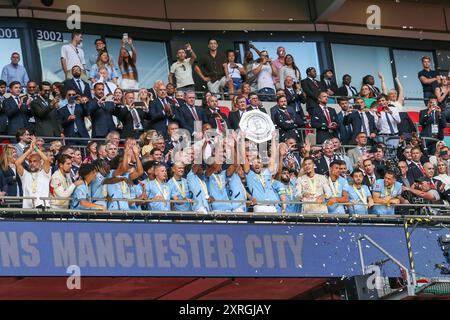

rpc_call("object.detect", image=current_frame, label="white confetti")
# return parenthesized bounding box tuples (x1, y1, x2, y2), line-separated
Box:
(323, 263, 326, 268)
(323, 234, 327, 238)
(288, 18, 294, 21)
(313, 234, 317, 238)
(422, 246, 427, 249)
(339, 236, 343, 240)
(315, 243, 319, 246)
(365, 245, 371, 248)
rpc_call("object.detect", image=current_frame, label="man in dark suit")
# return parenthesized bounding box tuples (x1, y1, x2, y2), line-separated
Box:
(419, 96, 446, 155)
(362, 159, 380, 192)
(310, 91, 339, 145)
(87, 82, 117, 138)
(30, 81, 62, 138)
(57, 88, 90, 141)
(228, 95, 247, 131)
(398, 112, 417, 138)
(176, 90, 207, 135)
(320, 69, 339, 98)
(246, 92, 267, 114)
(344, 97, 377, 144)
(337, 74, 358, 99)
(3, 81, 31, 136)
(148, 83, 177, 139)
(205, 95, 229, 133)
(336, 97, 353, 145)
(115, 91, 150, 139)
(63, 65, 92, 99)
(0, 80, 8, 135)
(273, 95, 304, 143)
(301, 67, 321, 115)
(284, 76, 306, 123)
(407, 147, 426, 185)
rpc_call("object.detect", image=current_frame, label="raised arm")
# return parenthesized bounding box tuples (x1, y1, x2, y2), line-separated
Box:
(15, 144, 34, 177)
(268, 132, 278, 175)
(129, 145, 144, 180)
(248, 43, 262, 57)
(378, 72, 387, 95)
(186, 43, 197, 64)
(395, 75, 405, 105)
(128, 38, 137, 64)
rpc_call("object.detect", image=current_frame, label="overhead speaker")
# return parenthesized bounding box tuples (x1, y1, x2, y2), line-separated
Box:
(41, 0, 54, 7)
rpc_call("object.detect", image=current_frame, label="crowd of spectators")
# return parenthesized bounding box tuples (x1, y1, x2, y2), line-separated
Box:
(0, 30, 450, 216)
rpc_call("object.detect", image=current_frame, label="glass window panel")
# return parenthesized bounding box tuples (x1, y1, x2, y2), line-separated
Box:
(37, 32, 100, 83)
(436, 50, 450, 73)
(105, 37, 169, 89)
(331, 43, 394, 94)
(0, 38, 23, 72)
(393, 49, 434, 107)
(249, 41, 320, 78)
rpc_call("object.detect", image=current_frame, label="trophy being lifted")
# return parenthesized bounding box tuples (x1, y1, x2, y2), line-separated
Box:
(239, 110, 275, 144)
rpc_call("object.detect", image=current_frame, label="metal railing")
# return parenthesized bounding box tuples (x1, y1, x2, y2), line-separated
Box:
(2, 195, 450, 224)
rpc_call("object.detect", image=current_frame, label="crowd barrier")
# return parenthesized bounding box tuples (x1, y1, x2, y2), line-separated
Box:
(1, 196, 450, 224)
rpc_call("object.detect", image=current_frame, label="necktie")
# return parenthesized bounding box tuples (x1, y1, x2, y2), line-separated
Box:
(283, 109, 292, 121)
(70, 105, 78, 132)
(313, 80, 319, 88)
(131, 108, 142, 130)
(323, 107, 331, 125)
(385, 112, 395, 134)
(189, 105, 199, 121)
(76, 79, 82, 92)
(360, 113, 368, 135)
(326, 80, 330, 87)
(370, 176, 375, 186)
(15, 96, 20, 107)
(216, 117, 223, 133)
(417, 163, 425, 175)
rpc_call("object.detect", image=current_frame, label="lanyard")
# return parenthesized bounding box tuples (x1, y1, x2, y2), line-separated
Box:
(352, 185, 367, 204)
(120, 180, 130, 198)
(385, 185, 393, 196)
(198, 177, 209, 198)
(154, 179, 169, 199)
(31, 172, 38, 194)
(256, 173, 266, 188)
(286, 184, 293, 199)
(307, 176, 316, 194)
(212, 173, 223, 191)
(171, 177, 186, 198)
(329, 177, 340, 197)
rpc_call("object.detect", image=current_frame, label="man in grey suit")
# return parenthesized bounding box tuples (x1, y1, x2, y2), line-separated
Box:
(347, 132, 371, 169)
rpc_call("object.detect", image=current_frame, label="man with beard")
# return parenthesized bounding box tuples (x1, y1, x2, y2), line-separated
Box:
(347, 170, 373, 215)
(15, 137, 52, 208)
(296, 157, 332, 214)
(50, 154, 83, 209)
(273, 167, 298, 214)
(272, 95, 304, 143)
(30, 81, 62, 138)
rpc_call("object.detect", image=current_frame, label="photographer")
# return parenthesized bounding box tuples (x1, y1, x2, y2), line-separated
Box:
(419, 96, 446, 155)
(252, 50, 277, 101)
